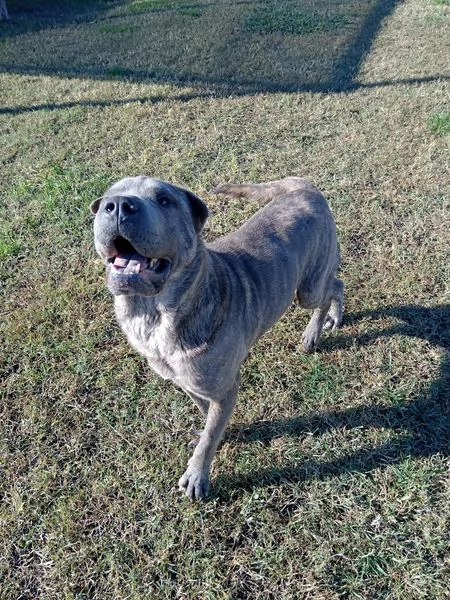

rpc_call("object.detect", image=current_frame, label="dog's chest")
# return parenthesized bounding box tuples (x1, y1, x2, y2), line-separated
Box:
(116, 309, 188, 381)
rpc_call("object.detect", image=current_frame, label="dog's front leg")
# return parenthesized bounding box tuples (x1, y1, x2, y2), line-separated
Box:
(178, 379, 239, 500)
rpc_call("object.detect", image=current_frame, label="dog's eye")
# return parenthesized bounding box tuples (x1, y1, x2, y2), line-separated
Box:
(156, 195, 171, 206)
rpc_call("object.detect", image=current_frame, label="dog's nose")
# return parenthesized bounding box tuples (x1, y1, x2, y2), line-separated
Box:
(103, 195, 138, 220)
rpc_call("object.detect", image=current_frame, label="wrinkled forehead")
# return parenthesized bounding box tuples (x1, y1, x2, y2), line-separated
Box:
(105, 176, 181, 201)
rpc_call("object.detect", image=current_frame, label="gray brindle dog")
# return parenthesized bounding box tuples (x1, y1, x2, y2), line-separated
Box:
(91, 176, 344, 500)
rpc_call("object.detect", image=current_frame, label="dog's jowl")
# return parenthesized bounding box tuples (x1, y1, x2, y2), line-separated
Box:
(91, 176, 344, 500)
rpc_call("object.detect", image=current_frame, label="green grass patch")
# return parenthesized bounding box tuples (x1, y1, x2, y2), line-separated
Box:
(104, 66, 134, 79)
(428, 112, 450, 135)
(246, 5, 348, 35)
(97, 23, 135, 35)
(126, 0, 202, 15)
(0, 238, 21, 260)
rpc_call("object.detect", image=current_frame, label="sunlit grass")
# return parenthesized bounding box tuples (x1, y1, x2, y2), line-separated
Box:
(1, 0, 448, 598)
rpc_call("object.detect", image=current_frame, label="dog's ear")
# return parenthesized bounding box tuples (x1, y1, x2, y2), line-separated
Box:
(185, 190, 209, 233)
(90, 197, 103, 214)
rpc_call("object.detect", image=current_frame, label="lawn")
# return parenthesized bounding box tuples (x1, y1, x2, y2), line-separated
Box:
(0, 0, 449, 598)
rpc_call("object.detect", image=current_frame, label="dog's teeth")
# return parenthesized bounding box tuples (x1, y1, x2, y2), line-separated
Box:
(149, 258, 161, 270)
(114, 257, 129, 268)
(123, 260, 141, 274)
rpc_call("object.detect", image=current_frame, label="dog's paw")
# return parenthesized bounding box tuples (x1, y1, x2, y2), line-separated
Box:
(178, 467, 210, 501)
(301, 329, 319, 353)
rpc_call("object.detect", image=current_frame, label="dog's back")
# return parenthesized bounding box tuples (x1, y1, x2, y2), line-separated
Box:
(210, 177, 340, 344)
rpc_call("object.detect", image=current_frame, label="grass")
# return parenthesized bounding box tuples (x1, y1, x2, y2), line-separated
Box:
(127, 0, 203, 16)
(1, 0, 449, 598)
(246, 5, 348, 35)
(429, 112, 450, 135)
(0, 0, 405, 92)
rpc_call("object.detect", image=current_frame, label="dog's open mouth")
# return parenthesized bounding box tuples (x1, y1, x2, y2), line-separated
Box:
(108, 236, 172, 282)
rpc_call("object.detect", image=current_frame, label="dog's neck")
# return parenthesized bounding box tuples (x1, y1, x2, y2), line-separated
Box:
(113, 241, 226, 342)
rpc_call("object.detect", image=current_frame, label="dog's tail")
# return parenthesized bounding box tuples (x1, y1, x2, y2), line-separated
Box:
(213, 177, 314, 206)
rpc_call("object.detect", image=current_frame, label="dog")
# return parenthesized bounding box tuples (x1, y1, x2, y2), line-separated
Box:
(91, 176, 343, 500)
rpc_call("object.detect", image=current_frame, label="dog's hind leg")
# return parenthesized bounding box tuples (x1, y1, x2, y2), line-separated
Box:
(301, 302, 332, 353)
(299, 276, 343, 352)
(323, 278, 344, 332)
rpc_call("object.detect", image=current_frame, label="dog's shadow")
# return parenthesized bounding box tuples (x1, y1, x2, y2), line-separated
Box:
(216, 304, 449, 498)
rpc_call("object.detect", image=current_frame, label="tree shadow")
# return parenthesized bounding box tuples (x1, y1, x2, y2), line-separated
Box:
(1, 0, 407, 98)
(215, 304, 449, 498)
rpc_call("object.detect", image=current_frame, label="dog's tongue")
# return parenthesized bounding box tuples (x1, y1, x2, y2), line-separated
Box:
(113, 252, 147, 274)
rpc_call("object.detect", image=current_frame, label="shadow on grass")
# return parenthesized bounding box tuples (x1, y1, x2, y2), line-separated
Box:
(2, 75, 450, 116)
(217, 304, 449, 498)
(1, 0, 407, 97)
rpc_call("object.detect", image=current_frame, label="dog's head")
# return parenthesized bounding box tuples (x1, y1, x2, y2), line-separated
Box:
(91, 176, 209, 296)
